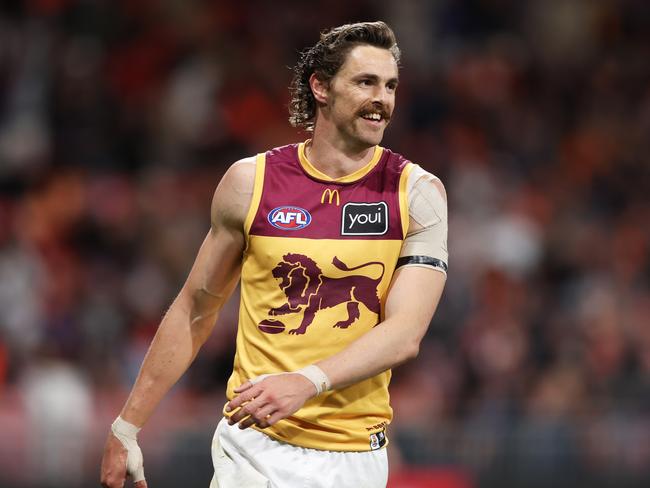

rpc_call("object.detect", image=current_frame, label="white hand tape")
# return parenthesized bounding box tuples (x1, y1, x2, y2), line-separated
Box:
(111, 416, 145, 482)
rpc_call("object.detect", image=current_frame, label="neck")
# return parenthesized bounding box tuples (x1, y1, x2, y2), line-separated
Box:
(306, 126, 376, 179)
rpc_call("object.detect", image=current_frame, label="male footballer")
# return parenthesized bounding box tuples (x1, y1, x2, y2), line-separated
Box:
(101, 21, 448, 488)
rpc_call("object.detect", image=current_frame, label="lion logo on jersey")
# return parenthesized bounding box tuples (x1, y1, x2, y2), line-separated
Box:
(258, 253, 385, 335)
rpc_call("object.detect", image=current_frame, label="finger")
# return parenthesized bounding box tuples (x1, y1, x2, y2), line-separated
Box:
(238, 415, 257, 430)
(226, 394, 248, 414)
(234, 380, 253, 393)
(100, 435, 128, 487)
(229, 395, 267, 424)
(100, 473, 125, 488)
(100, 463, 126, 487)
(265, 410, 287, 427)
(226, 385, 261, 412)
(134, 481, 148, 488)
(241, 404, 277, 430)
(234, 372, 276, 393)
(101, 473, 126, 488)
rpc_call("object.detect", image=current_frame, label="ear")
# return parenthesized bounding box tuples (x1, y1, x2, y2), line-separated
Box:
(309, 73, 329, 104)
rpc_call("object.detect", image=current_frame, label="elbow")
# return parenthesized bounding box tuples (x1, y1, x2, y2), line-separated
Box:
(189, 308, 219, 345)
(407, 341, 421, 360)
(188, 288, 223, 325)
(400, 341, 421, 363)
(183, 288, 222, 344)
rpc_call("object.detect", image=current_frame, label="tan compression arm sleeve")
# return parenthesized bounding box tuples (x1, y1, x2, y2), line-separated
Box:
(398, 165, 448, 275)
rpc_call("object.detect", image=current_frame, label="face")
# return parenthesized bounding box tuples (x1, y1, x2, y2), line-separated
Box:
(315, 45, 399, 149)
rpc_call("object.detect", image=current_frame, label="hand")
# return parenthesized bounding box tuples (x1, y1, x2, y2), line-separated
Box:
(100, 432, 148, 488)
(225, 373, 317, 429)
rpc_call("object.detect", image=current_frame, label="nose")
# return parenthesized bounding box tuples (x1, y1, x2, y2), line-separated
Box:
(371, 85, 393, 107)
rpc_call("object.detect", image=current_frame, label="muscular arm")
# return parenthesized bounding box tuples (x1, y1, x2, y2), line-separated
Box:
(101, 159, 254, 487)
(120, 159, 253, 425)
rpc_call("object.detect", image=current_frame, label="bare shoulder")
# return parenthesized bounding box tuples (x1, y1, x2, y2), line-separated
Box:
(211, 157, 257, 231)
(225, 157, 256, 189)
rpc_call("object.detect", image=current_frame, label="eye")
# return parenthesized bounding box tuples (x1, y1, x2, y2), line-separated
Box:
(359, 79, 373, 86)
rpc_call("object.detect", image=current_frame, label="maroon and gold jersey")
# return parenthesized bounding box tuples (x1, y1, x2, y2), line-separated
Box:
(225, 141, 414, 451)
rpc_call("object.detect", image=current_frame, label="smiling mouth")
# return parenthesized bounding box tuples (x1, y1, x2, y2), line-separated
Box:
(361, 112, 382, 121)
(360, 113, 389, 125)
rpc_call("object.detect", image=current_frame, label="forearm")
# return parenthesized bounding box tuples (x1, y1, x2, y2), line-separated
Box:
(315, 316, 420, 390)
(120, 295, 215, 426)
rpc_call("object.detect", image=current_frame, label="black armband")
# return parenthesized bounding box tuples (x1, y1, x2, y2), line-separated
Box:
(396, 256, 448, 272)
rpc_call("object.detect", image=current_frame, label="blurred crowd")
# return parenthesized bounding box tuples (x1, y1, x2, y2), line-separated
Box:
(0, 1, 649, 487)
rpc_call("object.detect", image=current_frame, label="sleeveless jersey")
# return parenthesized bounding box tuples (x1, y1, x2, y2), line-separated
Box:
(225, 141, 414, 451)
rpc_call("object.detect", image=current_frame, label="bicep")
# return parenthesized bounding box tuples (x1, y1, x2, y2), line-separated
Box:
(179, 159, 255, 315)
(182, 225, 244, 306)
(384, 265, 446, 345)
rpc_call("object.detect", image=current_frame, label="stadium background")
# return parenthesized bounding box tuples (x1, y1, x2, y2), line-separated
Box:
(0, 1, 648, 487)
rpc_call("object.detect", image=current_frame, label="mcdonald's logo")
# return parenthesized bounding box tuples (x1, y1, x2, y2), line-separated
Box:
(321, 189, 340, 206)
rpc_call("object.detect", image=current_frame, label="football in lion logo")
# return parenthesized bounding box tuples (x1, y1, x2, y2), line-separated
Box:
(258, 253, 385, 335)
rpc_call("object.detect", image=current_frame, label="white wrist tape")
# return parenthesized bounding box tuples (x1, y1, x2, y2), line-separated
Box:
(111, 416, 145, 483)
(294, 365, 331, 395)
(248, 366, 331, 395)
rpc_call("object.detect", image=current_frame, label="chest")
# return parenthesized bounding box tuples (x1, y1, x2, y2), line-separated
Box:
(250, 163, 404, 241)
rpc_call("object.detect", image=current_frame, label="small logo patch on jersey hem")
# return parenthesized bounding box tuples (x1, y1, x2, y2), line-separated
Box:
(341, 202, 388, 236)
(268, 206, 312, 230)
(369, 429, 387, 450)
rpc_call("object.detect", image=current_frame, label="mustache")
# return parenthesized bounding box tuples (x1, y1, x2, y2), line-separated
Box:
(358, 103, 391, 121)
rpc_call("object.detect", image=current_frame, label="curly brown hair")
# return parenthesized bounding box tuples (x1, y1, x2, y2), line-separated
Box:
(288, 21, 400, 131)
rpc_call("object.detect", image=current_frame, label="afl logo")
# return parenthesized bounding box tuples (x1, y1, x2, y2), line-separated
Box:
(268, 206, 312, 230)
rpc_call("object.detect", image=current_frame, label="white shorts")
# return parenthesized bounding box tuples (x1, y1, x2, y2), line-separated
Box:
(209, 417, 388, 488)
